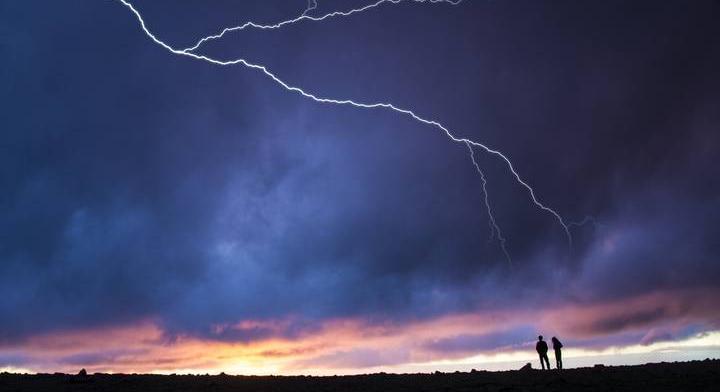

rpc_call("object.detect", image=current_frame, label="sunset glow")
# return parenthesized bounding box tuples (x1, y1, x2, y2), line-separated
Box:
(3, 288, 719, 374)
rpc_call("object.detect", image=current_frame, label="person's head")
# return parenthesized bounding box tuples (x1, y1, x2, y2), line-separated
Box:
(538, 335, 543, 341)
(552, 336, 558, 343)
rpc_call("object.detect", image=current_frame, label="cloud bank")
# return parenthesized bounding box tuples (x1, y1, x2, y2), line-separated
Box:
(1, 0, 719, 372)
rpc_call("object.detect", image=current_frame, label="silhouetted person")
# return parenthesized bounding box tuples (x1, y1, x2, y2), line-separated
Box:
(536, 335, 550, 370)
(552, 336, 563, 369)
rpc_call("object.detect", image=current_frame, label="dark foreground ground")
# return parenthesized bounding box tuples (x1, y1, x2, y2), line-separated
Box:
(1, 359, 718, 392)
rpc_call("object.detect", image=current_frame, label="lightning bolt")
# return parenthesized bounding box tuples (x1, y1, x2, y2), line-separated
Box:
(182, 0, 463, 52)
(116, 0, 573, 262)
(301, 1, 318, 18)
(465, 142, 511, 264)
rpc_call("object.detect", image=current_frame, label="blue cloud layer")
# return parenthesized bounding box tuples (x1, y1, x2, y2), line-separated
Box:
(1, 0, 719, 349)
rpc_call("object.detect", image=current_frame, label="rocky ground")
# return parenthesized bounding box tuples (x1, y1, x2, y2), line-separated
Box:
(1, 359, 718, 391)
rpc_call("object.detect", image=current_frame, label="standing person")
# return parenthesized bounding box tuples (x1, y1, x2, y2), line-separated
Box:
(552, 336, 563, 370)
(536, 335, 550, 370)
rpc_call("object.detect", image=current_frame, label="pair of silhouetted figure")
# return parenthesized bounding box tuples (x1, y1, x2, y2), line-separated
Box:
(536, 335, 563, 370)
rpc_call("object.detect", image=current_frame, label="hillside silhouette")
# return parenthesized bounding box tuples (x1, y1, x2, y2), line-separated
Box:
(1, 359, 718, 392)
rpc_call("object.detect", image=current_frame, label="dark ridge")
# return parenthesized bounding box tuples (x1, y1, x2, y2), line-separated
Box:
(1, 359, 718, 392)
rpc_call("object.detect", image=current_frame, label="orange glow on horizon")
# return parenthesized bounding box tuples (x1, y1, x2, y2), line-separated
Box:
(2, 287, 719, 375)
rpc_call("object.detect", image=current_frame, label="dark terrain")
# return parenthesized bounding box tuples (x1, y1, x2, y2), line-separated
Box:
(1, 359, 718, 391)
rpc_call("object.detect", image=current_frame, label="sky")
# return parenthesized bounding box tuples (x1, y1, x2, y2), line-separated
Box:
(1, 0, 719, 375)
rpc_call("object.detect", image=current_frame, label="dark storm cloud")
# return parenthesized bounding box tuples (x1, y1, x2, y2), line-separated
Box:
(639, 329, 674, 346)
(0, 0, 269, 341)
(59, 349, 148, 366)
(589, 308, 668, 335)
(1, 0, 719, 348)
(423, 326, 535, 355)
(0, 354, 30, 368)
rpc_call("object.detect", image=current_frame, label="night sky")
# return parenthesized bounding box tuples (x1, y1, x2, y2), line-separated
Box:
(1, 0, 719, 374)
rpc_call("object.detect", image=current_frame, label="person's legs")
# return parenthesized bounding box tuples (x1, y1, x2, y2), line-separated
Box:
(556, 350, 562, 369)
(542, 354, 550, 370)
(539, 354, 546, 370)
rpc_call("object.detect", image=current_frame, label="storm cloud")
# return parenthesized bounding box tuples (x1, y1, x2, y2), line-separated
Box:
(1, 0, 719, 371)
